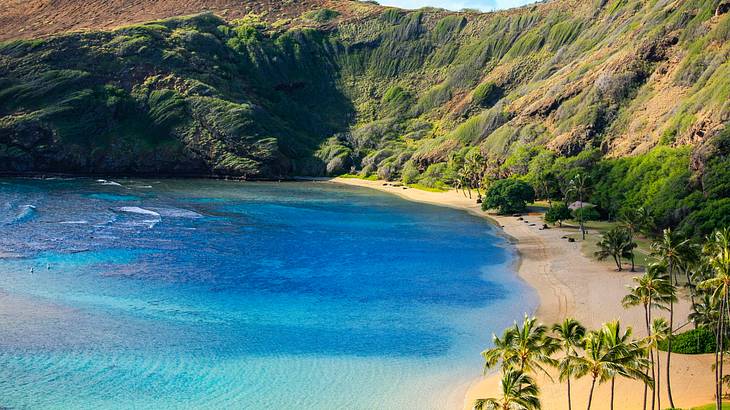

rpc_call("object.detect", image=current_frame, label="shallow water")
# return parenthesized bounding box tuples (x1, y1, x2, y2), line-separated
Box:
(0, 178, 536, 409)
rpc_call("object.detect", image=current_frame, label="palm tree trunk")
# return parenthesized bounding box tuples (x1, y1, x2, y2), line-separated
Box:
(721, 289, 729, 407)
(568, 377, 572, 410)
(656, 347, 661, 410)
(667, 296, 676, 408)
(579, 193, 585, 241)
(643, 304, 650, 410)
(716, 294, 725, 410)
(587, 377, 597, 410)
(614, 255, 621, 271)
(648, 299, 656, 410)
(610, 377, 616, 410)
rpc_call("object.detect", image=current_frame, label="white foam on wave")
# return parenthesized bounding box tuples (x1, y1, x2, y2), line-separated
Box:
(59, 220, 89, 225)
(97, 179, 123, 187)
(144, 220, 159, 229)
(117, 207, 160, 217)
(116, 207, 161, 229)
(152, 208, 203, 219)
(13, 204, 37, 223)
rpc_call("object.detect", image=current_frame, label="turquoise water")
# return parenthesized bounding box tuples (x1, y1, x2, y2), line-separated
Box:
(0, 178, 535, 409)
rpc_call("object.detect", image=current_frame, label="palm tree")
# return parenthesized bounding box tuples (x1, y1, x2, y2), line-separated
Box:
(552, 318, 586, 410)
(458, 153, 483, 200)
(456, 167, 473, 199)
(574, 330, 617, 410)
(698, 227, 730, 410)
(482, 315, 559, 377)
(474, 369, 541, 410)
(650, 228, 690, 409)
(621, 264, 674, 410)
(644, 318, 671, 410)
(651, 228, 691, 285)
(595, 227, 635, 271)
(566, 174, 590, 240)
(621, 207, 653, 271)
(689, 292, 720, 330)
(601, 320, 649, 410)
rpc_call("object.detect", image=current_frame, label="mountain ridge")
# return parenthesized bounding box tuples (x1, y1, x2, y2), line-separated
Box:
(1, 0, 728, 233)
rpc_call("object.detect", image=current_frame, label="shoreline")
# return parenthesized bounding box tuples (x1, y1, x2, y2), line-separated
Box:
(329, 177, 715, 410)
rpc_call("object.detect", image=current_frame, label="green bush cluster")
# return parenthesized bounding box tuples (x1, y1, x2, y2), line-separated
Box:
(482, 178, 535, 214)
(658, 327, 716, 354)
(304, 9, 341, 23)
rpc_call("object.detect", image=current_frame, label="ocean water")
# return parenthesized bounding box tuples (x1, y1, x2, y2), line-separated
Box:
(0, 178, 536, 409)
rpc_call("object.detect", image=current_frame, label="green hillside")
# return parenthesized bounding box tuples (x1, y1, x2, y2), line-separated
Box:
(1, 0, 728, 233)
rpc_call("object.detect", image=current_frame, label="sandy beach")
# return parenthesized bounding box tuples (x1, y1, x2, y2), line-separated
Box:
(330, 177, 715, 410)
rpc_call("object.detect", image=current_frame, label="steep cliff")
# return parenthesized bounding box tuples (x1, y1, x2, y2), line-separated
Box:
(1, 0, 728, 230)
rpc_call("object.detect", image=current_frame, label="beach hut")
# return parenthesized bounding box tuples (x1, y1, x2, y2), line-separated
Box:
(568, 201, 595, 211)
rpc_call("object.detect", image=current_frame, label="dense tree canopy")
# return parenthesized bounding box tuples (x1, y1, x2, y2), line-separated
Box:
(482, 178, 535, 215)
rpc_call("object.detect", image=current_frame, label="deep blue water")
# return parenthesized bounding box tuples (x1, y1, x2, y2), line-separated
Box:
(0, 178, 535, 409)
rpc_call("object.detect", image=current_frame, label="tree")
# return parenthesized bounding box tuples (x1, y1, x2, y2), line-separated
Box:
(601, 321, 649, 410)
(698, 227, 730, 410)
(621, 264, 674, 410)
(565, 174, 590, 240)
(458, 152, 485, 200)
(621, 207, 654, 271)
(573, 322, 648, 410)
(595, 227, 636, 271)
(689, 292, 719, 330)
(574, 330, 616, 410)
(644, 318, 671, 410)
(621, 207, 655, 237)
(572, 206, 600, 222)
(650, 228, 691, 408)
(482, 315, 559, 376)
(545, 203, 572, 227)
(474, 370, 541, 410)
(482, 179, 535, 215)
(552, 318, 586, 410)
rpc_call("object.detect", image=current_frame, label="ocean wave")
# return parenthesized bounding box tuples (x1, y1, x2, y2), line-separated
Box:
(96, 179, 123, 187)
(116, 207, 160, 217)
(13, 205, 37, 223)
(152, 208, 203, 219)
(59, 220, 89, 225)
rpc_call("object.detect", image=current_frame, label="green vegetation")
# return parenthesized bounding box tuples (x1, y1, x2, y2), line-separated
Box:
(475, 226, 730, 410)
(658, 328, 716, 354)
(544, 202, 571, 227)
(303, 9, 341, 23)
(0, 0, 727, 234)
(481, 178, 535, 214)
(689, 404, 730, 410)
(480, 315, 647, 410)
(594, 226, 635, 271)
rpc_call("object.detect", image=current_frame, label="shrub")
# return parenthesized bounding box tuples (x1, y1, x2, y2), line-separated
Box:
(680, 198, 730, 237)
(417, 162, 448, 188)
(544, 203, 572, 226)
(472, 82, 502, 107)
(401, 161, 420, 184)
(572, 206, 600, 221)
(482, 178, 535, 214)
(304, 9, 341, 23)
(658, 327, 716, 354)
